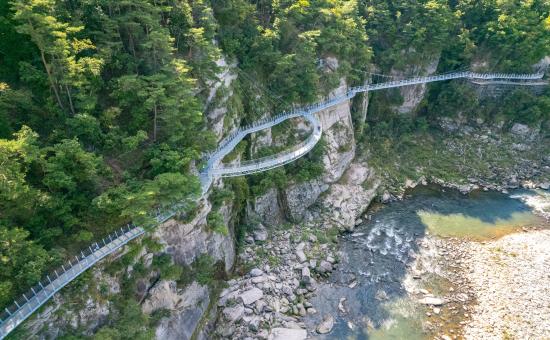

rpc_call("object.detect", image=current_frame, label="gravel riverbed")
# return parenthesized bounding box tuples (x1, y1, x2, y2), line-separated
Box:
(459, 229, 550, 340)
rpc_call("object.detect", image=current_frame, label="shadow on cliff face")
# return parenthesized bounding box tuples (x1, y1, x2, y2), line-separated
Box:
(305, 185, 538, 339)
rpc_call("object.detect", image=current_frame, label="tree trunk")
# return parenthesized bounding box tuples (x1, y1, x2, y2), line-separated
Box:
(39, 45, 65, 112)
(65, 84, 76, 115)
(153, 103, 158, 141)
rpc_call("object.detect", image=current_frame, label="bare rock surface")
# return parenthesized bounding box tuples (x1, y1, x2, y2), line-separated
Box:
(152, 281, 210, 340)
(154, 200, 235, 271)
(308, 162, 380, 231)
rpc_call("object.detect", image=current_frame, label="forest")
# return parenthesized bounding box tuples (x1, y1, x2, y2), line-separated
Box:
(0, 0, 549, 330)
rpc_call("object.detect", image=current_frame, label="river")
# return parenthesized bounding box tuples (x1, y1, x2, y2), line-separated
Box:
(305, 185, 549, 339)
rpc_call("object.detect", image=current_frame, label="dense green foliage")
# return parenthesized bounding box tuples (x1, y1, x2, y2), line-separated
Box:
(0, 0, 549, 335)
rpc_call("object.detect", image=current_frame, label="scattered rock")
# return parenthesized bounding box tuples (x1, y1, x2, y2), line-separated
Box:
(253, 227, 268, 241)
(338, 298, 347, 314)
(510, 123, 531, 137)
(239, 288, 264, 305)
(251, 276, 265, 284)
(316, 315, 335, 334)
(307, 307, 317, 314)
(248, 316, 261, 332)
(223, 304, 244, 323)
(301, 267, 311, 283)
(418, 297, 446, 306)
(317, 260, 333, 273)
(269, 328, 307, 340)
(296, 250, 307, 263)
(250, 268, 264, 277)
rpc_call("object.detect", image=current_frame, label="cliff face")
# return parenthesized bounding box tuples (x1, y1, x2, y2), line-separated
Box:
(391, 55, 440, 114)
(153, 200, 235, 272)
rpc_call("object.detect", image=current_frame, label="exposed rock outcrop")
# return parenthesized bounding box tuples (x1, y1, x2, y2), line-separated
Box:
(284, 180, 329, 222)
(391, 55, 440, 114)
(206, 57, 238, 139)
(307, 162, 380, 231)
(153, 200, 235, 272)
(148, 282, 210, 340)
(248, 188, 286, 227)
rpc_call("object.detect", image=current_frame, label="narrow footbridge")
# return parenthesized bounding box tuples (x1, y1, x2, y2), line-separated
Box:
(0, 70, 544, 339)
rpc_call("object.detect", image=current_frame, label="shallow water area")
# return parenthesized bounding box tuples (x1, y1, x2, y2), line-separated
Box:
(306, 185, 548, 339)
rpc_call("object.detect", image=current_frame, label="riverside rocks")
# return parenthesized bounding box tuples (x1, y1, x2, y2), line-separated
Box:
(214, 224, 338, 338)
(317, 260, 333, 273)
(402, 225, 550, 339)
(250, 268, 264, 277)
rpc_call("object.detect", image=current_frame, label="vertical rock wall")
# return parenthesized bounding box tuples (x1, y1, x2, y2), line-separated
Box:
(391, 55, 440, 114)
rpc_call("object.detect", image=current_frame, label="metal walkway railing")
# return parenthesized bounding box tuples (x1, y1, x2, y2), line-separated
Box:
(199, 71, 545, 188)
(0, 70, 545, 339)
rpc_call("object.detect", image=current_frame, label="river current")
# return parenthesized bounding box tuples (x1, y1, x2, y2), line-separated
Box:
(305, 185, 549, 339)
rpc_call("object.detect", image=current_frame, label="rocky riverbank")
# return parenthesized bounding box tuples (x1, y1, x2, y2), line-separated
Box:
(210, 175, 549, 340)
(376, 225, 550, 340)
(459, 229, 550, 339)
(213, 223, 339, 339)
(370, 119, 550, 203)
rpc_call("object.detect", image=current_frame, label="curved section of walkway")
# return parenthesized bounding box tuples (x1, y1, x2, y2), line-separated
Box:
(212, 113, 322, 177)
(0, 70, 545, 339)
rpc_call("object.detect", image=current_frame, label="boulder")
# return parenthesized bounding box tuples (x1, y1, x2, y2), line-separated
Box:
(268, 328, 307, 340)
(510, 123, 531, 136)
(239, 288, 264, 305)
(253, 227, 268, 241)
(418, 297, 446, 306)
(296, 250, 307, 263)
(223, 304, 244, 323)
(316, 315, 335, 334)
(318, 260, 333, 273)
(301, 267, 311, 283)
(250, 268, 264, 277)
